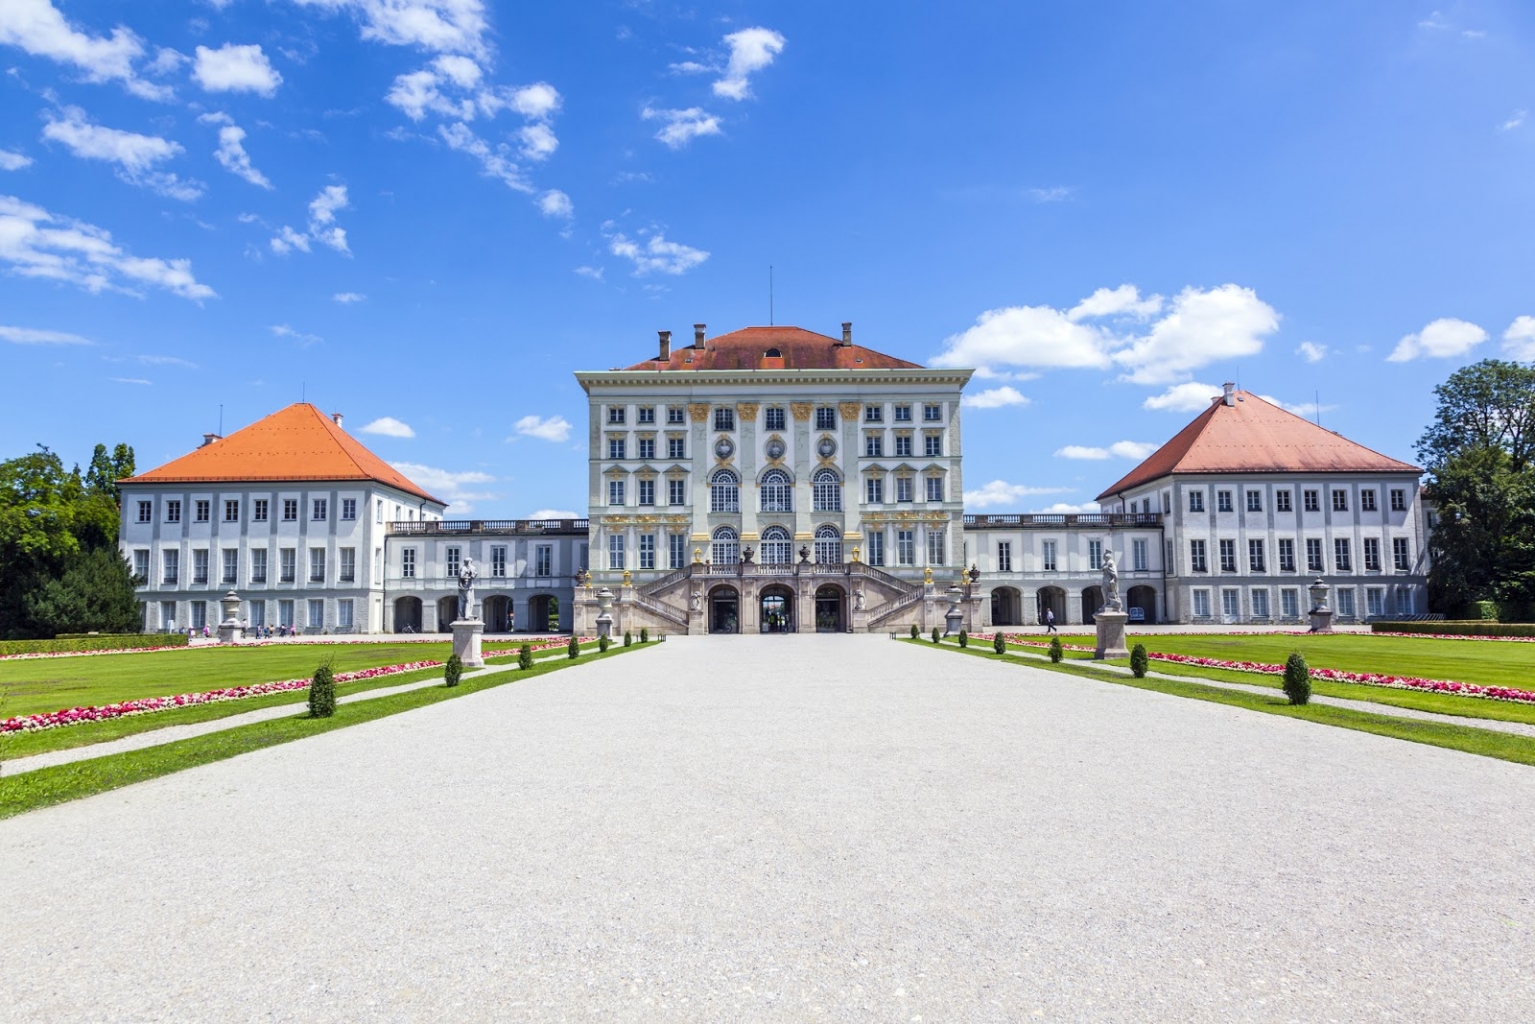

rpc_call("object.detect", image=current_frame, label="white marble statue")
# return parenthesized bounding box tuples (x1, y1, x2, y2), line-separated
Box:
(457, 557, 479, 620)
(1101, 548, 1122, 613)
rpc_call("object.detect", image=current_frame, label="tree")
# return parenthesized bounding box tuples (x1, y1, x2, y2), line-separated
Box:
(25, 547, 144, 636)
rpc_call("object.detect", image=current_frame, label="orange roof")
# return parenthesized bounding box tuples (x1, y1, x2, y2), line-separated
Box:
(1097, 389, 1420, 500)
(122, 403, 444, 504)
(623, 326, 923, 372)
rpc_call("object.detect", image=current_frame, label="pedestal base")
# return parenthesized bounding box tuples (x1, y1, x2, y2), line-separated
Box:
(216, 623, 240, 644)
(944, 609, 964, 636)
(1094, 610, 1130, 660)
(1308, 610, 1335, 634)
(451, 618, 485, 668)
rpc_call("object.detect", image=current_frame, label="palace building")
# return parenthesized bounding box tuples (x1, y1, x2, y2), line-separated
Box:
(119, 324, 1430, 635)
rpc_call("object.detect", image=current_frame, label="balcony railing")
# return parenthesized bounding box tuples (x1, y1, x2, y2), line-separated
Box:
(962, 513, 1163, 528)
(388, 518, 589, 535)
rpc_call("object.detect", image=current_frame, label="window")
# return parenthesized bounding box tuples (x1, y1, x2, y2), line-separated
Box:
(341, 498, 357, 521)
(923, 403, 942, 422)
(133, 549, 149, 581)
(339, 547, 355, 582)
(1217, 490, 1233, 513)
(1397, 588, 1415, 615)
(375, 500, 382, 524)
(308, 599, 324, 629)
(815, 406, 836, 430)
(713, 526, 740, 565)
(608, 534, 625, 569)
(867, 531, 886, 566)
(195, 500, 210, 523)
(1248, 539, 1264, 572)
(1133, 539, 1148, 572)
(669, 534, 687, 569)
(996, 541, 1012, 572)
(1304, 490, 1320, 512)
(1276, 490, 1292, 512)
(635, 438, 655, 461)
(1306, 538, 1324, 572)
(1361, 489, 1377, 512)
(1188, 490, 1205, 513)
(1336, 588, 1356, 618)
(925, 476, 944, 502)
(1192, 589, 1211, 618)
(1366, 587, 1384, 617)
(709, 469, 740, 512)
(668, 478, 686, 506)
(1042, 540, 1058, 572)
(193, 548, 209, 584)
(249, 601, 266, 628)
(1390, 488, 1406, 512)
(765, 407, 786, 431)
(251, 548, 267, 583)
(312, 499, 328, 521)
(608, 480, 625, 506)
(926, 530, 946, 566)
(760, 469, 792, 512)
(162, 549, 179, 584)
(814, 524, 842, 565)
(1281, 588, 1300, 619)
(865, 476, 884, 503)
(309, 547, 326, 583)
(165, 499, 183, 524)
(666, 437, 685, 460)
(1393, 537, 1410, 571)
(444, 546, 460, 579)
(1252, 589, 1270, 618)
(639, 533, 656, 569)
(400, 548, 415, 579)
(283, 498, 298, 521)
(761, 526, 792, 565)
(191, 601, 207, 630)
(864, 404, 883, 423)
(1363, 537, 1381, 571)
(637, 405, 655, 425)
(895, 476, 914, 503)
(1246, 491, 1262, 512)
(894, 434, 913, 458)
(638, 479, 655, 506)
(865, 434, 884, 457)
(1089, 539, 1103, 570)
(1166, 539, 1174, 572)
(924, 434, 943, 457)
(1332, 490, 1348, 512)
(812, 469, 841, 512)
(894, 404, 912, 423)
(608, 438, 626, 460)
(1219, 539, 1237, 573)
(713, 407, 735, 431)
(536, 545, 552, 577)
(224, 499, 240, 522)
(1334, 538, 1352, 572)
(338, 599, 354, 628)
(608, 406, 626, 425)
(276, 547, 295, 583)
(1278, 538, 1295, 572)
(1222, 589, 1240, 622)
(222, 549, 238, 584)
(667, 406, 685, 425)
(1190, 540, 1207, 573)
(160, 600, 177, 628)
(897, 529, 915, 566)
(278, 600, 294, 628)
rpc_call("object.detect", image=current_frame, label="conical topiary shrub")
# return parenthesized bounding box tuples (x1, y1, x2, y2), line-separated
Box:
(599, 635, 610, 653)
(444, 653, 462, 688)
(993, 631, 1006, 655)
(931, 626, 941, 644)
(640, 628, 649, 643)
(1130, 643, 1148, 678)
(958, 629, 968, 648)
(1048, 636, 1063, 663)
(623, 630, 632, 648)
(568, 635, 580, 659)
(308, 662, 335, 718)
(910, 624, 920, 639)
(1284, 651, 1312, 705)
(518, 643, 533, 670)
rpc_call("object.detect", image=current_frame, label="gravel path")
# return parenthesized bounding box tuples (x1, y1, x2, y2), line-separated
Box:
(2, 635, 1532, 1022)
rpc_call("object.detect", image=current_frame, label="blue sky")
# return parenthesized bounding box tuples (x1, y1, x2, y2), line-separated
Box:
(2, 1, 1533, 516)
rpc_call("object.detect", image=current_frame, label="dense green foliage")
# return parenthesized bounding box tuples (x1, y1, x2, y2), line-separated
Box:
(911, 624, 920, 639)
(0, 443, 137, 639)
(931, 627, 940, 644)
(640, 628, 649, 643)
(518, 643, 534, 670)
(568, 635, 580, 659)
(623, 630, 632, 648)
(1130, 643, 1148, 678)
(308, 663, 336, 717)
(0, 632, 186, 656)
(957, 629, 968, 648)
(599, 635, 610, 652)
(444, 654, 462, 687)
(1283, 652, 1311, 705)
(1048, 636, 1064, 662)
(992, 631, 1006, 655)
(1372, 620, 1535, 636)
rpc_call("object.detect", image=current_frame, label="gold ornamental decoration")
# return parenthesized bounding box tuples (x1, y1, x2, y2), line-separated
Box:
(838, 401, 860, 419)
(688, 403, 710, 422)
(736, 402, 760, 419)
(790, 402, 814, 421)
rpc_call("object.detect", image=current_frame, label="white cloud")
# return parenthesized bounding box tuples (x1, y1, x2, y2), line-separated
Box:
(1296, 341, 1327, 362)
(933, 304, 1113, 371)
(513, 414, 571, 442)
(1109, 284, 1278, 384)
(0, 193, 215, 299)
(137, 354, 195, 367)
(193, 43, 282, 96)
(668, 61, 712, 75)
(1143, 381, 1221, 412)
(41, 106, 203, 200)
(0, 324, 91, 344)
(1032, 501, 1100, 514)
(0, 0, 171, 100)
(962, 385, 1028, 409)
(110, 376, 152, 385)
(1068, 284, 1162, 322)
(1256, 394, 1335, 419)
(360, 415, 415, 438)
(609, 231, 709, 276)
(1387, 317, 1487, 362)
(271, 184, 351, 255)
(0, 150, 32, 171)
(270, 323, 322, 345)
(390, 461, 496, 513)
(438, 122, 532, 192)
(518, 122, 558, 161)
(573, 265, 603, 281)
(291, 0, 491, 58)
(507, 82, 560, 120)
(1027, 186, 1073, 203)
(1503, 316, 1535, 360)
(962, 480, 1075, 509)
(1502, 110, 1527, 131)
(642, 106, 722, 148)
(713, 27, 784, 100)
(529, 508, 580, 519)
(538, 189, 572, 218)
(332, 291, 366, 303)
(1054, 445, 1111, 460)
(199, 112, 272, 189)
(1054, 441, 1157, 460)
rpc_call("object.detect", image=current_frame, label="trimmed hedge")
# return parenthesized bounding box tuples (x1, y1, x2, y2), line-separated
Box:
(0, 633, 188, 656)
(1372, 620, 1535, 638)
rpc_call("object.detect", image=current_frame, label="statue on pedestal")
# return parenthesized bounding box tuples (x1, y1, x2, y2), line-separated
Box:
(1101, 548, 1122, 613)
(457, 557, 479, 620)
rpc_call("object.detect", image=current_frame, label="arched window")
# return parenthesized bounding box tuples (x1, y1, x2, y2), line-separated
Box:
(812, 468, 841, 512)
(760, 469, 792, 512)
(710, 469, 740, 513)
(712, 525, 739, 566)
(814, 524, 843, 565)
(761, 525, 792, 565)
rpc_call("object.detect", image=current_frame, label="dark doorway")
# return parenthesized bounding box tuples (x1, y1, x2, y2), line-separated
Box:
(393, 596, 422, 633)
(760, 586, 794, 633)
(990, 586, 1023, 626)
(483, 595, 512, 633)
(1127, 585, 1157, 624)
(1081, 586, 1103, 625)
(1036, 586, 1066, 625)
(529, 594, 559, 632)
(710, 586, 740, 633)
(814, 585, 844, 633)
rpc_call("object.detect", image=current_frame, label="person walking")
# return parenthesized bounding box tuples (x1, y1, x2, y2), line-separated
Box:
(1044, 607, 1057, 634)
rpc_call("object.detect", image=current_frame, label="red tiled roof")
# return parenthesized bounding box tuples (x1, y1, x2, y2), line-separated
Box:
(122, 403, 444, 504)
(1096, 390, 1420, 500)
(623, 326, 923, 371)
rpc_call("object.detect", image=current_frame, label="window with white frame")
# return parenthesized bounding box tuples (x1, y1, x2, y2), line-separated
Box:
(668, 478, 686, 506)
(161, 600, 177, 628)
(313, 498, 328, 521)
(1222, 589, 1240, 621)
(760, 470, 792, 512)
(1390, 488, 1406, 512)
(1247, 539, 1264, 572)
(341, 498, 357, 521)
(639, 533, 656, 569)
(491, 546, 507, 577)
(713, 407, 735, 432)
(1361, 489, 1377, 512)
(923, 403, 942, 422)
(608, 405, 626, 425)
(221, 548, 238, 584)
(1396, 588, 1414, 614)
(444, 546, 460, 579)
(864, 404, 883, 423)
(1188, 491, 1204, 513)
(191, 601, 207, 629)
(894, 404, 912, 423)
(1278, 538, 1296, 571)
(765, 407, 786, 431)
(309, 547, 326, 583)
(812, 469, 841, 512)
(400, 548, 416, 579)
(608, 479, 625, 506)
(608, 437, 626, 460)
(249, 601, 266, 627)
(375, 499, 382, 523)
(133, 549, 149, 581)
(866, 531, 885, 566)
(997, 541, 1012, 572)
(1190, 539, 1207, 572)
(667, 437, 685, 459)
(1393, 537, 1410, 571)
(308, 599, 324, 629)
(925, 476, 944, 502)
(895, 476, 914, 502)
(193, 548, 209, 584)
(1336, 588, 1356, 618)
(1306, 538, 1324, 572)
(1252, 589, 1270, 618)
(894, 434, 913, 458)
(1281, 588, 1300, 619)
(926, 530, 946, 566)
(195, 500, 210, 523)
(667, 406, 685, 425)
(710, 469, 740, 512)
(1246, 491, 1262, 512)
(761, 526, 792, 565)
(865, 433, 884, 457)
(137, 500, 152, 523)
(1276, 490, 1292, 512)
(815, 524, 842, 565)
(669, 534, 687, 569)
(536, 545, 552, 577)
(638, 479, 655, 506)
(164, 550, 181, 584)
(1303, 489, 1320, 512)
(638, 438, 655, 460)
(283, 498, 298, 521)
(897, 529, 915, 566)
(608, 534, 624, 570)
(924, 434, 943, 457)
(251, 548, 267, 583)
(1219, 539, 1237, 572)
(339, 547, 355, 582)
(1366, 587, 1384, 617)
(1192, 589, 1211, 617)
(1133, 538, 1148, 572)
(337, 599, 354, 628)
(224, 499, 240, 522)
(713, 526, 740, 565)
(1089, 540, 1103, 570)
(278, 600, 294, 627)
(1363, 537, 1381, 571)
(1334, 538, 1352, 571)
(1217, 490, 1233, 513)
(865, 476, 884, 504)
(637, 405, 655, 424)
(1332, 490, 1348, 512)
(815, 406, 836, 430)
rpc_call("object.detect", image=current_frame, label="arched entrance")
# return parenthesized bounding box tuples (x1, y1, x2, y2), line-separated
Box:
(814, 584, 845, 632)
(990, 586, 1023, 626)
(483, 595, 512, 633)
(529, 593, 560, 632)
(709, 585, 740, 634)
(1081, 586, 1103, 625)
(1127, 585, 1158, 624)
(393, 596, 422, 633)
(1036, 586, 1066, 625)
(760, 584, 795, 633)
(436, 596, 458, 632)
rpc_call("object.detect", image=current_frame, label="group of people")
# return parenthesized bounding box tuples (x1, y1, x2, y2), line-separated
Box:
(246, 623, 298, 639)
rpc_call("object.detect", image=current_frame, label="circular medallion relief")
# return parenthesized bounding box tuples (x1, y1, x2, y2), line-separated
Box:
(715, 436, 736, 460)
(817, 435, 837, 458)
(765, 437, 786, 460)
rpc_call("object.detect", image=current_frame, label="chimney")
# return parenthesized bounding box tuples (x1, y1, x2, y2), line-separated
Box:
(200, 433, 221, 448)
(1223, 382, 1236, 407)
(331, 412, 344, 428)
(658, 330, 671, 361)
(694, 323, 706, 349)
(841, 321, 853, 346)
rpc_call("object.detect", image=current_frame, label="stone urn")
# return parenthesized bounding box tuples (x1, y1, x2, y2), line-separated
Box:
(944, 583, 965, 636)
(595, 586, 615, 639)
(216, 589, 242, 643)
(1308, 577, 1334, 633)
